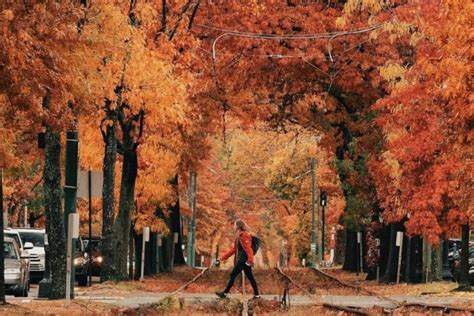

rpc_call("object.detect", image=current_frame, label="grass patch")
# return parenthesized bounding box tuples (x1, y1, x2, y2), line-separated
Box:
(93, 280, 146, 292)
(191, 298, 243, 315)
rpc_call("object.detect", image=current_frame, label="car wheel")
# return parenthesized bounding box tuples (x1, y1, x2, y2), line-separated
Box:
(14, 286, 24, 297)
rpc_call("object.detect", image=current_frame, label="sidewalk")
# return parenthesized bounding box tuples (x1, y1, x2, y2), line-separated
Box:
(73, 292, 473, 309)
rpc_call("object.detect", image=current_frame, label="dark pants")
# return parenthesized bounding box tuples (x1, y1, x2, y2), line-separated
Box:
(224, 261, 259, 295)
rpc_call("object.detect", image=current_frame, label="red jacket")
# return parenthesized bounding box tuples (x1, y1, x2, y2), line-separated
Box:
(221, 231, 254, 265)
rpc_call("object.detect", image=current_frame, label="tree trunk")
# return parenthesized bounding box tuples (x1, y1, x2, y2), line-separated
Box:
(334, 228, 345, 265)
(381, 223, 396, 283)
(422, 238, 432, 283)
(458, 223, 471, 290)
(133, 231, 141, 280)
(147, 232, 158, 275)
(409, 236, 423, 283)
(44, 127, 66, 299)
(129, 225, 134, 279)
(156, 207, 174, 271)
(342, 230, 357, 271)
(431, 242, 443, 281)
(28, 213, 43, 228)
(100, 115, 117, 282)
(115, 144, 138, 280)
(0, 168, 6, 305)
(170, 175, 185, 265)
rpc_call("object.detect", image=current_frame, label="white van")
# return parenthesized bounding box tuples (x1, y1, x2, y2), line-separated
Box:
(13, 228, 45, 281)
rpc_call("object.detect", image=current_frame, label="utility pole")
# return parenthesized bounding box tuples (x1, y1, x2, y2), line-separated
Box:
(319, 191, 327, 264)
(0, 168, 6, 305)
(188, 172, 197, 267)
(64, 130, 78, 298)
(87, 171, 92, 286)
(310, 158, 317, 268)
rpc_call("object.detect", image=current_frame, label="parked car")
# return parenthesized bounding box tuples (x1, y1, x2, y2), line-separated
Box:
(4, 229, 25, 251)
(14, 228, 45, 282)
(4, 229, 33, 287)
(82, 237, 102, 276)
(4, 237, 30, 297)
(452, 246, 474, 284)
(74, 237, 91, 286)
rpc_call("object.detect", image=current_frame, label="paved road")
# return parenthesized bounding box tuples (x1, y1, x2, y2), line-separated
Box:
(6, 277, 101, 301)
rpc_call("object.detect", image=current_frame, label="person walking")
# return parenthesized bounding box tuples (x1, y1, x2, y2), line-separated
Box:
(215, 219, 260, 299)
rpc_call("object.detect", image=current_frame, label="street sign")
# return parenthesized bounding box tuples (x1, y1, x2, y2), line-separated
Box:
(311, 243, 316, 251)
(143, 227, 150, 242)
(69, 213, 79, 239)
(396, 231, 403, 247)
(77, 171, 103, 198)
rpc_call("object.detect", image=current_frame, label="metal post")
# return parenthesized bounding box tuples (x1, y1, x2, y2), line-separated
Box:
(24, 205, 28, 227)
(64, 130, 78, 297)
(66, 213, 79, 305)
(321, 205, 325, 260)
(396, 231, 403, 284)
(66, 236, 72, 305)
(140, 227, 149, 281)
(0, 168, 5, 304)
(88, 171, 92, 286)
(157, 234, 162, 272)
(187, 222, 192, 266)
(375, 238, 380, 282)
(192, 173, 197, 267)
(188, 172, 197, 268)
(310, 158, 316, 268)
(357, 232, 362, 275)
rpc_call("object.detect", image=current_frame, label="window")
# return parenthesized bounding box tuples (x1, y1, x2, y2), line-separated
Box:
(4, 233, 22, 248)
(4, 242, 18, 259)
(18, 231, 44, 247)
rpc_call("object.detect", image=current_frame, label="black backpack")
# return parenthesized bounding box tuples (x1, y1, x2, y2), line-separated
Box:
(251, 236, 261, 254)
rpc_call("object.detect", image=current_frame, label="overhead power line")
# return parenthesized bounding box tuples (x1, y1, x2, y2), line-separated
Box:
(195, 22, 384, 40)
(195, 22, 387, 61)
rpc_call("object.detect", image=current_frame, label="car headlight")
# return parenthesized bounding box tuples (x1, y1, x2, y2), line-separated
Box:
(5, 268, 21, 274)
(95, 256, 103, 263)
(74, 257, 86, 266)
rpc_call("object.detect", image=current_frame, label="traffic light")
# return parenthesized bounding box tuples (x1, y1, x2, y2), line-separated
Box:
(319, 191, 327, 206)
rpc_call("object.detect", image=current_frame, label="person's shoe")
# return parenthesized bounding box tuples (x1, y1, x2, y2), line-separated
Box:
(251, 295, 260, 300)
(215, 291, 227, 299)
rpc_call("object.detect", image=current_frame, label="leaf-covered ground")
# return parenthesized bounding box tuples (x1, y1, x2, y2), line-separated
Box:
(0, 300, 118, 315)
(325, 268, 474, 299)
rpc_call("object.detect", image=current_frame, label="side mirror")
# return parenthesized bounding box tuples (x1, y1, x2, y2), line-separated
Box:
(24, 242, 34, 250)
(21, 250, 30, 259)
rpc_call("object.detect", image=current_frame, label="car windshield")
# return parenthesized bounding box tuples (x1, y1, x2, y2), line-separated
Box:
(4, 242, 18, 259)
(90, 241, 101, 252)
(18, 231, 44, 247)
(4, 233, 21, 248)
